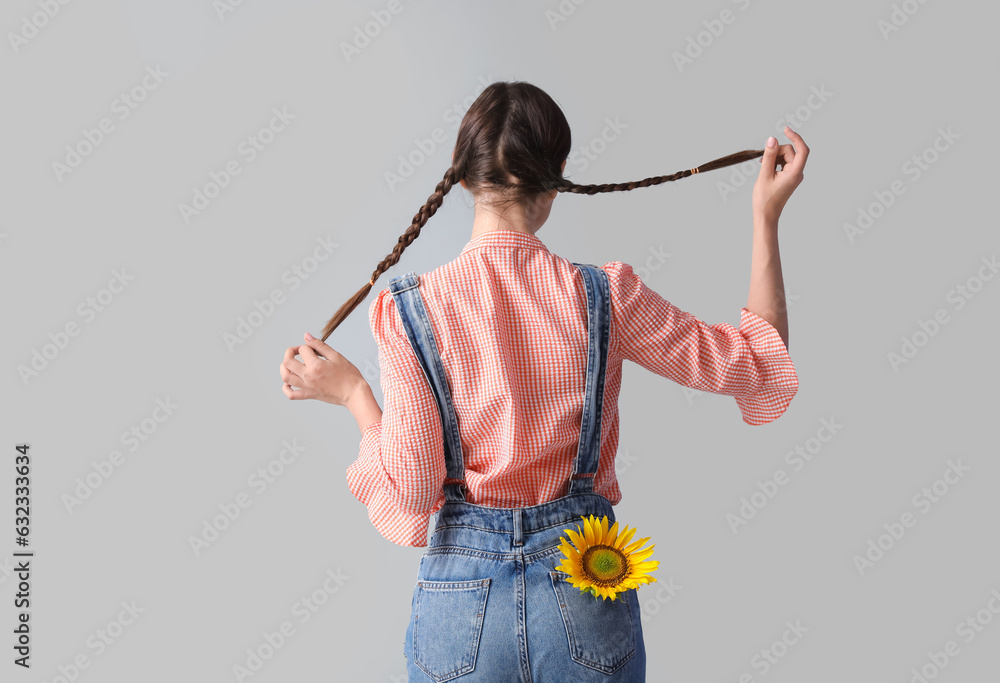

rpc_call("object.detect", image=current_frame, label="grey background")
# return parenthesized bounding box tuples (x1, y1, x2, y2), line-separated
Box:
(2, 0, 998, 681)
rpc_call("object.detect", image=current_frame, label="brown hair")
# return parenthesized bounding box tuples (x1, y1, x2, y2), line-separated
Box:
(319, 80, 764, 341)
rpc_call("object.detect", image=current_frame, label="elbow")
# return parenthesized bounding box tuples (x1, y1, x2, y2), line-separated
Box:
(385, 481, 438, 516)
(384, 466, 444, 516)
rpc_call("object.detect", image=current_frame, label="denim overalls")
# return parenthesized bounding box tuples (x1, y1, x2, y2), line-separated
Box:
(387, 263, 646, 682)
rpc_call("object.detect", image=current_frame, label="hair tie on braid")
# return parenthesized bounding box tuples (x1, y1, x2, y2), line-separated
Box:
(691, 167, 700, 174)
(369, 277, 375, 287)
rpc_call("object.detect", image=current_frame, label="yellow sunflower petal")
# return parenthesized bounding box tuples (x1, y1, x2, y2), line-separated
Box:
(629, 546, 656, 563)
(564, 564, 580, 576)
(588, 516, 601, 545)
(615, 526, 637, 550)
(624, 535, 651, 554)
(606, 521, 620, 547)
(598, 516, 609, 544)
(630, 560, 659, 572)
(583, 517, 595, 547)
(565, 527, 585, 552)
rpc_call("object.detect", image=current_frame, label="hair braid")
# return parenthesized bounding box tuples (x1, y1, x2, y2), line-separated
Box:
(317, 80, 769, 342)
(544, 149, 764, 194)
(318, 166, 458, 341)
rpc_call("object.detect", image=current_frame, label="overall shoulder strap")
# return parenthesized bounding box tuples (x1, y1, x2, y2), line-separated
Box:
(567, 263, 612, 495)
(386, 271, 466, 502)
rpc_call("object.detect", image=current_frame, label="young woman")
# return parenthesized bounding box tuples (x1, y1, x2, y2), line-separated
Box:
(279, 81, 808, 681)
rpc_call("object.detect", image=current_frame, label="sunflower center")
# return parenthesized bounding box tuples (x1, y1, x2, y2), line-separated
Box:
(581, 545, 629, 587)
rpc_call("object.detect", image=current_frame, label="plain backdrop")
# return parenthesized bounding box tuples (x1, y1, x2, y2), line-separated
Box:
(2, 1, 998, 681)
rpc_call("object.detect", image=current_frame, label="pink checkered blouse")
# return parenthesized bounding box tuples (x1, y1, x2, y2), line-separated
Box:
(347, 229, 798, 546)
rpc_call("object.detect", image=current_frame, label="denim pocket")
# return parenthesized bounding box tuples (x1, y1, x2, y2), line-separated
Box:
(412, 578, 491, 682)
(549, 571, 636, 674)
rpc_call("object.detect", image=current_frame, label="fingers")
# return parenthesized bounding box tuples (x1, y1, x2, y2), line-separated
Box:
(281, 345, 306, 375)
(781, 126, 809, 173)
(758, 143, 799, 175)
(302, 334, 334, 359)
(757, 136, 779, 181)
(757, 123, 809, 177)
(279, 361, 303, 387)
(774, 143, 796, 169)
(280, 338, 336, 402)
(283, 345, 304, 366)
(282, 383, 313, 400)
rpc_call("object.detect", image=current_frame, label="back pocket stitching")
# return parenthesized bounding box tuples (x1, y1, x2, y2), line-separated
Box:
(413, 578, 491, 682)
(549, 570, 636, 674)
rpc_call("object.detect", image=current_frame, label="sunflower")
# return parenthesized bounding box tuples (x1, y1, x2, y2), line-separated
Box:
(555, 514, 658, 601)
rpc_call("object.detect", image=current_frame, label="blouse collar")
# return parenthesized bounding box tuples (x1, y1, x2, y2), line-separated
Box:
(459, 229, 549, 256)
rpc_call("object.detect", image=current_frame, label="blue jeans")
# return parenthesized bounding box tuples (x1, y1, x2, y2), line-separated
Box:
(403, 493, 647, 681)
(389, 262, 645, 681)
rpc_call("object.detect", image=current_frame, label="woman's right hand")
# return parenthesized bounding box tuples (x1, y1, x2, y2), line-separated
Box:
(752, 126, 809, 222)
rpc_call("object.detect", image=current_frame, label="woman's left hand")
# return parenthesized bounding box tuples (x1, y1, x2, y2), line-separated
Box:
(279, 333, 366, 406)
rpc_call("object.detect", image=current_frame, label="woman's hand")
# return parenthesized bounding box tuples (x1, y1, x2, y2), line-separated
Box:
(279, 333, 366, 406)
(753, 126, 809, 222)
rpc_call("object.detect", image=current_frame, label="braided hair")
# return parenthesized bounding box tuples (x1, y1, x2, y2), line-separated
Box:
(319, 81, 763, 341)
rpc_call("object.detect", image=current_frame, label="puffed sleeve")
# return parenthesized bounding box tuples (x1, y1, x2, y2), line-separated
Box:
(604, 261, 798, 425)
(345, 287, 447, 546)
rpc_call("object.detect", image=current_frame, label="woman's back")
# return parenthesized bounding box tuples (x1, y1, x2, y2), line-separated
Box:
(349, 227, 798, 546)
(285, 80, 809, 679)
